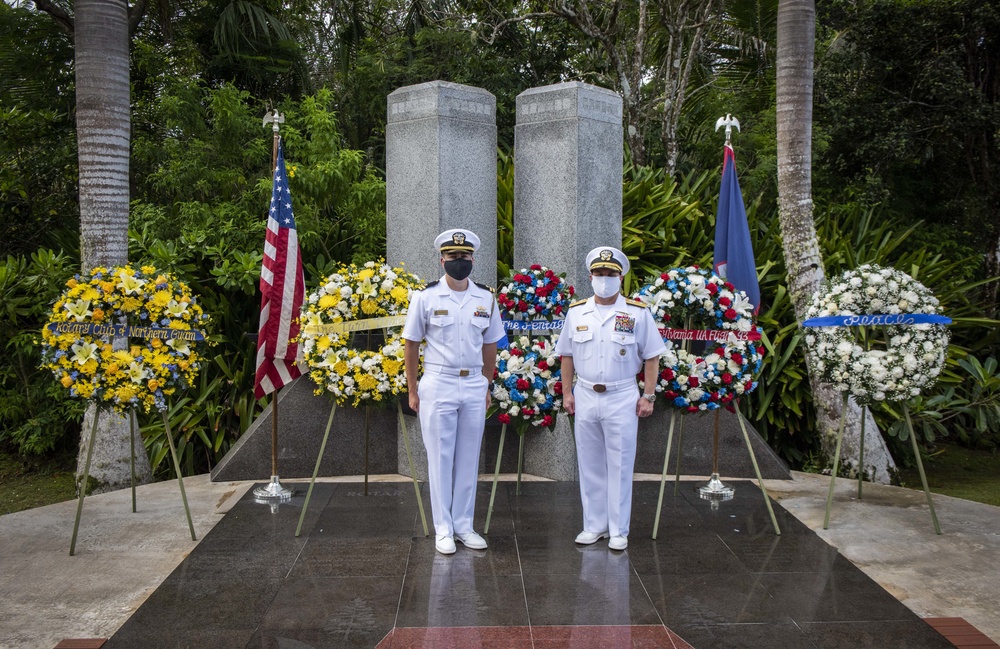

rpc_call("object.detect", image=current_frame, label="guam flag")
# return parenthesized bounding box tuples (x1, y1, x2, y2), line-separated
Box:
(713, 143, 760, 313)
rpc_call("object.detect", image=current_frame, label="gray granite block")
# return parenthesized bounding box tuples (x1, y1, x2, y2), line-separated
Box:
(635, 408, 791, 480)
(513, 82, 623, 294)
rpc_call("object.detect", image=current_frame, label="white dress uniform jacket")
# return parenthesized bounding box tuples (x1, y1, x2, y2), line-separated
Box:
(402, 277, 504, 538)
(555, 294, 667, 538)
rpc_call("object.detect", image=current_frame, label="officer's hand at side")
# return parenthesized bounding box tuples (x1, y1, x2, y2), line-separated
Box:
(563, 392, 575, 415)
(636, 397, 654, 418)
(409, 392, 419, 413)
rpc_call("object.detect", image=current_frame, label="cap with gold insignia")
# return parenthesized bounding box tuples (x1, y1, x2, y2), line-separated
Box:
(586, 246, 629, 275)
(435, 228, 480, 254)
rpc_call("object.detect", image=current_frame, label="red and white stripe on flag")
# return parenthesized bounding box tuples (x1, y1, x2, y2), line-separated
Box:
(254, 141, 304, 398)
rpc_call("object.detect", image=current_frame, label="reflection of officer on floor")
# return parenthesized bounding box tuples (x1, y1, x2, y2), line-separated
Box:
(402, 229, 505, 556)
(555, 246, 667, 551)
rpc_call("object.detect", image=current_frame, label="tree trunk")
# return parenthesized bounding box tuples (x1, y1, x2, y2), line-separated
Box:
(74, 0, 152, 492)
(775, 0, 895, 483)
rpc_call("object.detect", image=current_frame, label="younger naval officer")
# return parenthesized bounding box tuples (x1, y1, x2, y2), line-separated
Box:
(555, 246, 667, 551)
(402, 229, 505, 555)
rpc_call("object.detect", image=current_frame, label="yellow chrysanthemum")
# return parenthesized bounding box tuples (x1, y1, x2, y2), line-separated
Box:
(318, 294, 338, 309)
(360, 299, 378, 315)
(151, 290, 171, 308)
(390, 286, 408, 302)
(382, 358, 401, 377)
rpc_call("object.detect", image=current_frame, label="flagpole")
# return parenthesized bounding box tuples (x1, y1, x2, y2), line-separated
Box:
(254, 110, 294, 503)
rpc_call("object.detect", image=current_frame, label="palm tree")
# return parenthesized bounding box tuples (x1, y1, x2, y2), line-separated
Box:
(775, 0, 894, 482)
(36, 0, 154, 491)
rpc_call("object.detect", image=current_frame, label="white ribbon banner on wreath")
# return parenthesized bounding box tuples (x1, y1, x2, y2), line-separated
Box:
(802, 314, 952, 327)
(46, 322, 206, 341)
(302, 315, 408, 336)
(658, 327, 762, 342)
(503, 319, 564, 333)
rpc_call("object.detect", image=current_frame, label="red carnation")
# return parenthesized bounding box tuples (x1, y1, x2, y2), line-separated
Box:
(537, 340, 546, 349)
(757, 346, 765, 357)
(516, 378, 530, 390)
(725, 282, 735, 291)
(569, 286, 575, 296)
(518, 300, 529, 312)
(732, 353, 743, 365)
(522, 408, 534, 416)
(545, 269, 556, 278)
(664, 390, 678, 399)
(715, 347, 726, 356)
(554, 381, 563, 395)
(530, 264, 542, 271)
(724, 308, 737, 319)
(721, 373, 733, 384)
(711, 391, 720, 401)
(542, 415, 554, 427)
(661, 368, 675, 381)
(498, 413, 511, 424)
(538, 360, 549, 371)
(493, 368, 500, 379)
(722, 393, 733, 402)
(707, 283, 719, 294)
(687, 405, 700, 413)
(744, 380, 753, 391)
(660, 273, 669, 280)
(554, 305, 563, 315)
(511, 347, 523, 357)
(688, 377, 699, 387)
(719, 296, 731, 307)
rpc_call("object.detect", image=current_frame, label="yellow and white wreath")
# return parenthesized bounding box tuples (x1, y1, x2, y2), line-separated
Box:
(40, 265, 210, 414)
(299, 260, 422, 407)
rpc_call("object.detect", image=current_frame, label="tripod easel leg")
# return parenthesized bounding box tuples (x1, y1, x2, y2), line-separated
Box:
(672, 414, 686, 495)
(485, 423, 507, 534)
(130, 410, 137, 513)
(652, 411, 678, 540)
(823, 393, 849, 529)
(397, 403, 429, 537)
(70, 408, 101, 556)
(735, 407, 780, 535)
(903, 403, 942, 534)
(296, 402, 337, 537)
(163, 412, 196, 541)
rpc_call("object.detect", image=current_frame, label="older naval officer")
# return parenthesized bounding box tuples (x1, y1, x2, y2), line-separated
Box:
(402, 229, 505, 555)
(555, 246, 667, 551)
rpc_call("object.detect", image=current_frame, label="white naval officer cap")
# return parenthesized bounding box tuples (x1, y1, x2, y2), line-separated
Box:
(435, 228, 480, 253)
(586, 246, 629, 275)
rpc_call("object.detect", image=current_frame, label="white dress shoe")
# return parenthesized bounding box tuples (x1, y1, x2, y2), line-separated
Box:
(435, 535, 456, 555)
(608, 535, 628, 551)
(574, 530, 610, 545)
(455, 531, 488, 550)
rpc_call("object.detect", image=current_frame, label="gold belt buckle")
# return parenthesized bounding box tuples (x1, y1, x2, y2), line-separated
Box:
(459, 369, 470, 377)
(593, 384, 607, 393)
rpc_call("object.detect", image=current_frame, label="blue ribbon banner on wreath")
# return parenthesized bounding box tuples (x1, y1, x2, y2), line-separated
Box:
(802, 314, 952, 327)
(503, 319, 565, 333)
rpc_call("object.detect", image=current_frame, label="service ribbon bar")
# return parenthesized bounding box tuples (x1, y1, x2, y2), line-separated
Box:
(302, 315, 408, 336)
(659, 327, 762, 342)
(47, 321, 206, 341)
(503, 319, 565, 332)
(802, 314, 952, 328)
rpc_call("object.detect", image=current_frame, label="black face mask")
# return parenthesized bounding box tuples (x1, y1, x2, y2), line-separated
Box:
(443, 258, 473, 281)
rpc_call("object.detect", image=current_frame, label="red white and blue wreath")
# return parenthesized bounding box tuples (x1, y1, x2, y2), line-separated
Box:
(632, 266, 764, 412)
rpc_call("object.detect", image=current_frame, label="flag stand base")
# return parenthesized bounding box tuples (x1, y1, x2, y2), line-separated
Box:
(253, 476, 294, 501)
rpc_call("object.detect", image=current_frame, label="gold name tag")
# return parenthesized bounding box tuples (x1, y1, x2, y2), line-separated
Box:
(434, 309, 449, 315)
(576, 325, 589, 331)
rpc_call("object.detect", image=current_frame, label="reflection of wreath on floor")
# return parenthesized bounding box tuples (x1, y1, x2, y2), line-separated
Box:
(40, 265, 210, 414)
(804, 264, 949, 406)
(632, 266, 763, 412)
(299, 260, 422, 407)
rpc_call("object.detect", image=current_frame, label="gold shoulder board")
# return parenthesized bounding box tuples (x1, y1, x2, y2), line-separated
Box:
(569, 299, 588, 308)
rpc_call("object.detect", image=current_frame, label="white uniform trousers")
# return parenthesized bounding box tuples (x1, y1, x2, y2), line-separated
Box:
(418, 371, 488, 538)
(574, 383, 639, 538)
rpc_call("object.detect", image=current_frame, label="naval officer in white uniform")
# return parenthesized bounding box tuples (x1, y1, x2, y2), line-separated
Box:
(555, 246, 667, 551)
(402, 229, 505, 555)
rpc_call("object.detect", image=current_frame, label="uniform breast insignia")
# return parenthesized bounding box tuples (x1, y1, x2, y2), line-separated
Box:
(473, 306, 490, 318)
(614, 313, 636, 334)
(434, 309, 449, 316)
(576, 325, 589, 331)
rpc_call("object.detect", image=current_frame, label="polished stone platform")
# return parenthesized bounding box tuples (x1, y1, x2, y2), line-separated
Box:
(102, 481, 955, 649)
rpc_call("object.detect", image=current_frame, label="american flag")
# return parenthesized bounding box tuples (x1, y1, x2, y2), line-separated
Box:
(254, 140, 304, 398)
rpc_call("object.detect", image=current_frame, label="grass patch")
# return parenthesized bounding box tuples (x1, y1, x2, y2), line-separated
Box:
(0, 449, 77, 515)
(899, 443, 1000, 507)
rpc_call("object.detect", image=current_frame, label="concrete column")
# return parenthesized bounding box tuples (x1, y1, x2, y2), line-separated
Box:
(386, 81, 497, 478)
(514, 82, 624, 481)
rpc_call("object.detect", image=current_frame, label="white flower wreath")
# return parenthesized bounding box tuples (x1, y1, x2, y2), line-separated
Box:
(804, 264, 949, 405)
